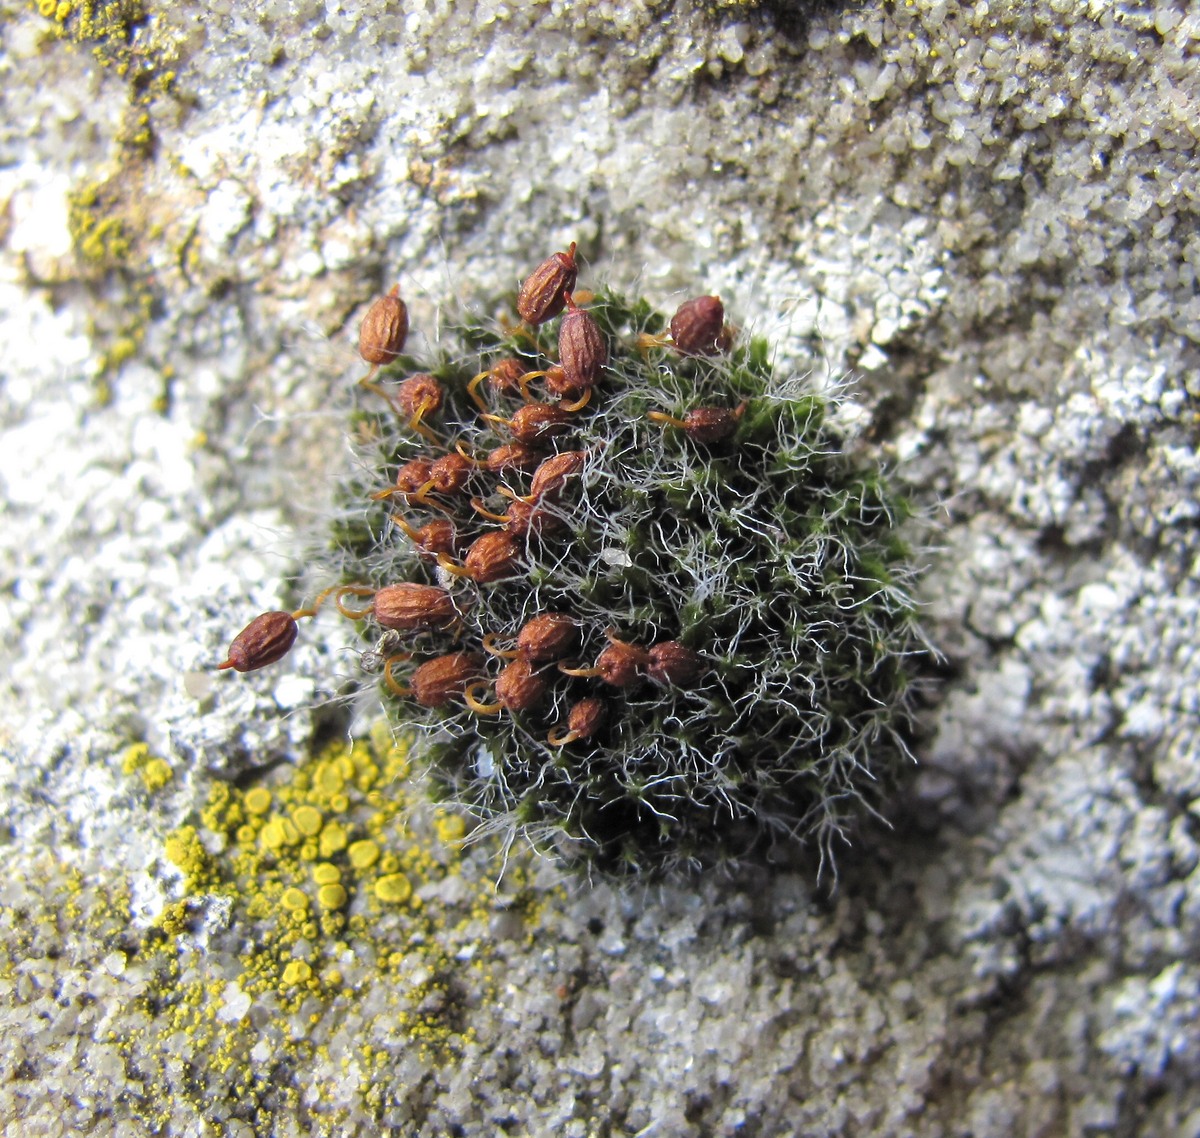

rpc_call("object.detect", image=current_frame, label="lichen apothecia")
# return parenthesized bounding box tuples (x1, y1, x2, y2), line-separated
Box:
(218, 246, 931, 877)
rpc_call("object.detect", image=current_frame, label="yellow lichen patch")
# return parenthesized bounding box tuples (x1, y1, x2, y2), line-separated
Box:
(312, 862, 341, 885)
(103, 726, 552, 1129)
(374, 873, 413, 905)
(140, 757, 173, 791)
(120, 743, 174, 792)
(292, 804, 323, 837)
(348, 839, 380, 870)
(67, 181, 133, 271)
(317, 883, 347, 910)
(35, 0, 178, 111)
(163, 827, 216, 892)
(120, 742, 150, 775)
(260, 816, 301, 851)
(38, 0, 185, 393)
(318, 820, 348, 858)
(434, 810, 467, 847)
(62, 173, 159, 394)
(244, 786, 272, 815)
(280, 959, 312, 987)
(279, 887, 309, 914)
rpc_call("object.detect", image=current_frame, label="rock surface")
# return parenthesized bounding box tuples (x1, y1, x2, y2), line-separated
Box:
(1, 1, 1198, 1134)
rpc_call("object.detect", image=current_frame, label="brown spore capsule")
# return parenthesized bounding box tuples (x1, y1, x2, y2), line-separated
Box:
(395, 373, 444, 419)
(557, 300, 607, 397)
(647, 641, 707, 687)
(464, 531, 522, 583)
(407, 519, 459, 558)
(669, 295, 728, 356)
(529, 450, 586, 500)
(427, 452, 474, 494)
(566, 696, 606, 740)
(595, 638, 649, 688)
(486, 442, 543, 475)
(539, 366, 572, 400)
(394, 457, 433, 494)
(516, 242, 578, 326)
(507, 403, 573, 445)
(495, 657, 549, 713)
(409, 652, 483, 708)
(373, 583, 457, 631)
(516, 613, 579, 663)
(359, 285, 409, 366)
(218, 611, 299, 673)
(681, 405, 744, 444)
(503, 498, 565, 538)
(488, 357, 527, 396)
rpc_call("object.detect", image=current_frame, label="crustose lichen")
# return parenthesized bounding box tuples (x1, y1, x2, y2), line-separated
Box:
(219, 245, 930, 877)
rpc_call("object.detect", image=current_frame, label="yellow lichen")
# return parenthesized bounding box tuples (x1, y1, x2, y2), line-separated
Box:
(347, 839, 380, 870)
(374, 873, 412, 905)
(140, 757, 173, 792)
(279, 887, 309, 913)
(163, 827, 216, 892)
(318, 820, 348, 858)
(312, 862, 341, 885)
(67, 183, 133, 270)
(259, 819, 287, 850)
(292, 804, 323, 837)
(120, 742, 150, 774)
(37, 0, 185, 396)
(434, 811, 467, 846)
(122, 742, 173, 793)
(280, 960, 312, 987)
(91, 726, 552, 1129)
(317, 883, 347, 910)
(244, 787, 272, 815)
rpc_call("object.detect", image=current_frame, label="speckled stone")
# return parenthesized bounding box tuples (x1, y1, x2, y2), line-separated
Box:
(2, 1, 1199, 1135)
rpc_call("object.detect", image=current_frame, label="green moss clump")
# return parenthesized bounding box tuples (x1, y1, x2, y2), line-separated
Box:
(307, 266, 931, 878)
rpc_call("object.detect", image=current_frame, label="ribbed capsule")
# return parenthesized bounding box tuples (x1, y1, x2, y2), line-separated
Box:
(516, 243, 578, 325)
(404, 519, 459, 558)
(394, 457, 433, 494)
(548, 696, 608, 747)
(506, 403, 573, 445)
(566, 696, 606, 740)
(679, 405, 744, 444)
(669, 295, 729, 356)
(427, 453, 474, 494)
(495, 657, 549, 712)
(359, 285, 408, 366)
(395, 374, 444, 418)
(647, 641, 706, 687)
(529, 450, 586, 500)
(464, 531, 522, 583)
(410, 652, 483, 708)
(516, 613, 579, 663)
(558, 300, 607, 397)
(487, 357, 527, 396)
(595, 639, 649, 688)
(503, 498, 565, 539)
(486, 443, 543, 475)
(218, 611, 298, 673)
(373, 584, 457, 631)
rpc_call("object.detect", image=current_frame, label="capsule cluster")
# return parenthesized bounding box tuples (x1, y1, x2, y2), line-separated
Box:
(220, 244, 927, 876)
